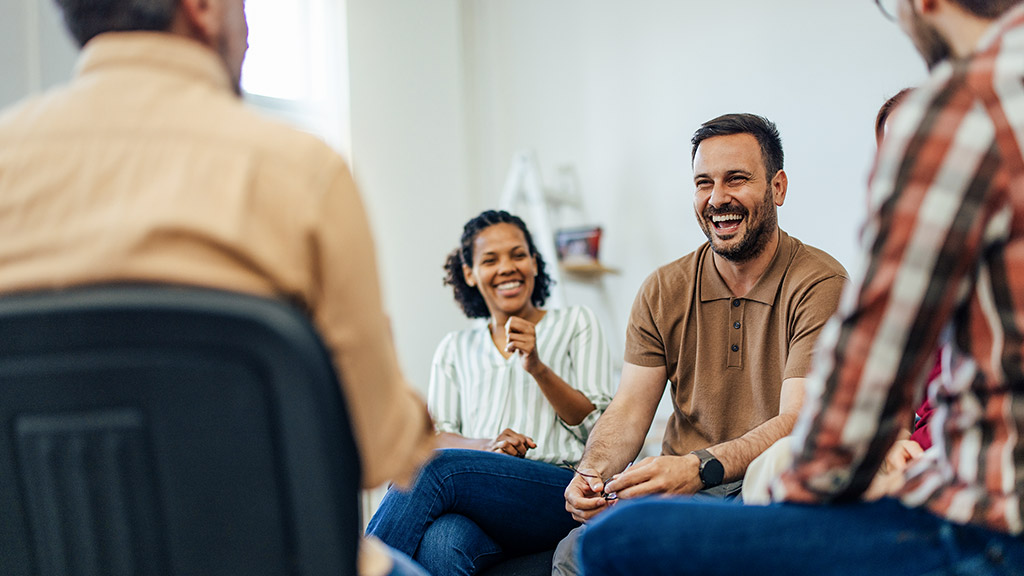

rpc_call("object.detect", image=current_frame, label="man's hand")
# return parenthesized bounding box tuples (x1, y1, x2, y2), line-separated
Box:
(602, 454, 703, 499)
(487, 428, 536, 457)
(564, 470, 611, 522)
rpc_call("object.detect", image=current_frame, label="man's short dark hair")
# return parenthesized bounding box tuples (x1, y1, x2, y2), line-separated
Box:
(54, 0, 179, 47)
(951, 0, 1022, 18)
(691, 113, 784, 181)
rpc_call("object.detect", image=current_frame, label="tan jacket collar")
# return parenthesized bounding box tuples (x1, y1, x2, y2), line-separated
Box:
(76, 32, 234, 95)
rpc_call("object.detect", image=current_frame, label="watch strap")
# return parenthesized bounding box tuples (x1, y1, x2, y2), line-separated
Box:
(691, 448, 724, 489)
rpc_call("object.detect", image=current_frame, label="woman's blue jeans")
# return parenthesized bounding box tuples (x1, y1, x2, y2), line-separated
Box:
(366, 449, 578, 576)
(579, 497, 1024, 576)
(386, 546, 430, 576)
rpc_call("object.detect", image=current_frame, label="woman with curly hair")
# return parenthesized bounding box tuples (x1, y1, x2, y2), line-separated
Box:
(367, 210, 615, 576)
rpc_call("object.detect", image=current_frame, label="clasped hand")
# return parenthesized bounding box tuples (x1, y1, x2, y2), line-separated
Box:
(564, 455, 704, 522)
(487, 428, 536, 457)
(504, 316, 543, 374)
(864, 439, 924, 500)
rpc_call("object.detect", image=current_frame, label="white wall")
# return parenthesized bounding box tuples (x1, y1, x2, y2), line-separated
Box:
(346, 0, 473, 392)
(0, 0, 77, 109)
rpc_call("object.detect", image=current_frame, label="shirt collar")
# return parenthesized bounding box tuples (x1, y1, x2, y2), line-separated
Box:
(76, 32, 235, 95)
(699, 229, 794, 305)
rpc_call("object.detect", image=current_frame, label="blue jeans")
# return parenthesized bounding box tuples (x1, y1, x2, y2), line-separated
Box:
(387, 546, 430, 576)
(579, 497, 1024, 576)
(366, 449, 578, 576)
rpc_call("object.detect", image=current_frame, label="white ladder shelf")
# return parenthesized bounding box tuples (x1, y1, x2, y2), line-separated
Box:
(498, 149, 619, 314)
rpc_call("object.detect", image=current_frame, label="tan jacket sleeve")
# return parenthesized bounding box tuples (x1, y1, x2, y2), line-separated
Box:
(307, 154, 435, 489)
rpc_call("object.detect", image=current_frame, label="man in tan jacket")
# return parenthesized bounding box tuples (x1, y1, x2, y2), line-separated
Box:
(0, 1, 434, 574)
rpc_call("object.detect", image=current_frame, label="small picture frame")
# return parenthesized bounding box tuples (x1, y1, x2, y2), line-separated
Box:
(555, 226, 602, 264)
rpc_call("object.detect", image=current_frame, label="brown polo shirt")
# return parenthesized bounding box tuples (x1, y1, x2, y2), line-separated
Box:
(625, 231, 847, 456)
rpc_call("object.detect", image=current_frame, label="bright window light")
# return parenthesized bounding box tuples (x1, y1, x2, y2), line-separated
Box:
(239, 0, 349, 156)
(242, 0, 311, 101)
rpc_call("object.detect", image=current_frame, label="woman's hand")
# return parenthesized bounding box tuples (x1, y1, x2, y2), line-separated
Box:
(505, 316, 544, 375)
(487, 428, 537, 457)
(505, 314, 597, 426)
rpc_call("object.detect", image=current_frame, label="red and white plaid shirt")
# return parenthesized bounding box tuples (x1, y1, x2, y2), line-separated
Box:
(779, 4, 1024, 536)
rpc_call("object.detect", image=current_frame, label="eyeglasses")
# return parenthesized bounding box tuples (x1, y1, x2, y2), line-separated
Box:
(562, 460, 619, 501)
(875, 0, 900, 21)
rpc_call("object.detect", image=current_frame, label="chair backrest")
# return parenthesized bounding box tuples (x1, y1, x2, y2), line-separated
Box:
(0, 285, 361, 576)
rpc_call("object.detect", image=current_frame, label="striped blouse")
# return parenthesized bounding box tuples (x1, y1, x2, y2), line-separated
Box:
(779, 5, 1024, 536)
(428, 305, 615, 465)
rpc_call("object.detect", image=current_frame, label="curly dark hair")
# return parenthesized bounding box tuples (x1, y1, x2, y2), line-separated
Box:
(444, 210, 553, 319)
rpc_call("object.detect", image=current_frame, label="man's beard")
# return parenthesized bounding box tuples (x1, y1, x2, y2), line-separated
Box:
(697, 185, 777, 263)
(908, 8, 953, 70)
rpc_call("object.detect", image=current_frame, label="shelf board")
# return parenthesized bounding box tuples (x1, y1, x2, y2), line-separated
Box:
(560, 261, 620, 275)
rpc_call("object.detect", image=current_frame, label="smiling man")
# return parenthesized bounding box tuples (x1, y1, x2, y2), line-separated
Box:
(553, 113, 848, 575)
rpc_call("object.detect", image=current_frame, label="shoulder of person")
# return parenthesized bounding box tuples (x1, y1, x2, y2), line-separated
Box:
(219, 102, 341, 173)
(640, 247, 704, 293)
(552, 304, 599, 326)
(783, 234, 849, 282)
(0, 90, 49, 134)
(431, 325, 482, 364)
(448, 320, 493, 346)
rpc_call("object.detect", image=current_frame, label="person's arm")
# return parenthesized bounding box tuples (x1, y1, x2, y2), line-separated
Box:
(704, 376, 804, 481)
(508, 313, 595, 425)
(436, 429, 537, 456)
(510, 307, 615, 431)
(564, 362, 666, 522)
(435, 432, 487, 450)
(507, 311, 598, 424)
(428, 333, 538, 457)
(427, 332, 463, 436)
(526, 366, 594, 425)
(778, 82, 992, 502)
(311, 155, 434, 489)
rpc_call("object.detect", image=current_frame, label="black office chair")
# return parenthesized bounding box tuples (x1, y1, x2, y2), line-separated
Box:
(0, 285, 361, 576)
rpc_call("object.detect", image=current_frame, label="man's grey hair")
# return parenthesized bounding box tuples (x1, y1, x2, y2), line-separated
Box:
(54, 0, 179, 47)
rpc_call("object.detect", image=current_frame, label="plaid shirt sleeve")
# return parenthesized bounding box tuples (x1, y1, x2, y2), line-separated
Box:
(778, 62, 1003, 502)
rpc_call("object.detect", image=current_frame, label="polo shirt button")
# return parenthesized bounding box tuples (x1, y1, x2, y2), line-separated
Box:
(733, 322, 741, 329)
(732, 300, 741, 307)
(731, 344, 739, 352)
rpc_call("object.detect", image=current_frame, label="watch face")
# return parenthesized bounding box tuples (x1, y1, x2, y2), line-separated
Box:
(702, 458, 725, 487)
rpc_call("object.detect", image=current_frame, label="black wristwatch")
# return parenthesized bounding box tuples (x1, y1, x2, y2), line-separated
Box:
(691, 449, 725, 489)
